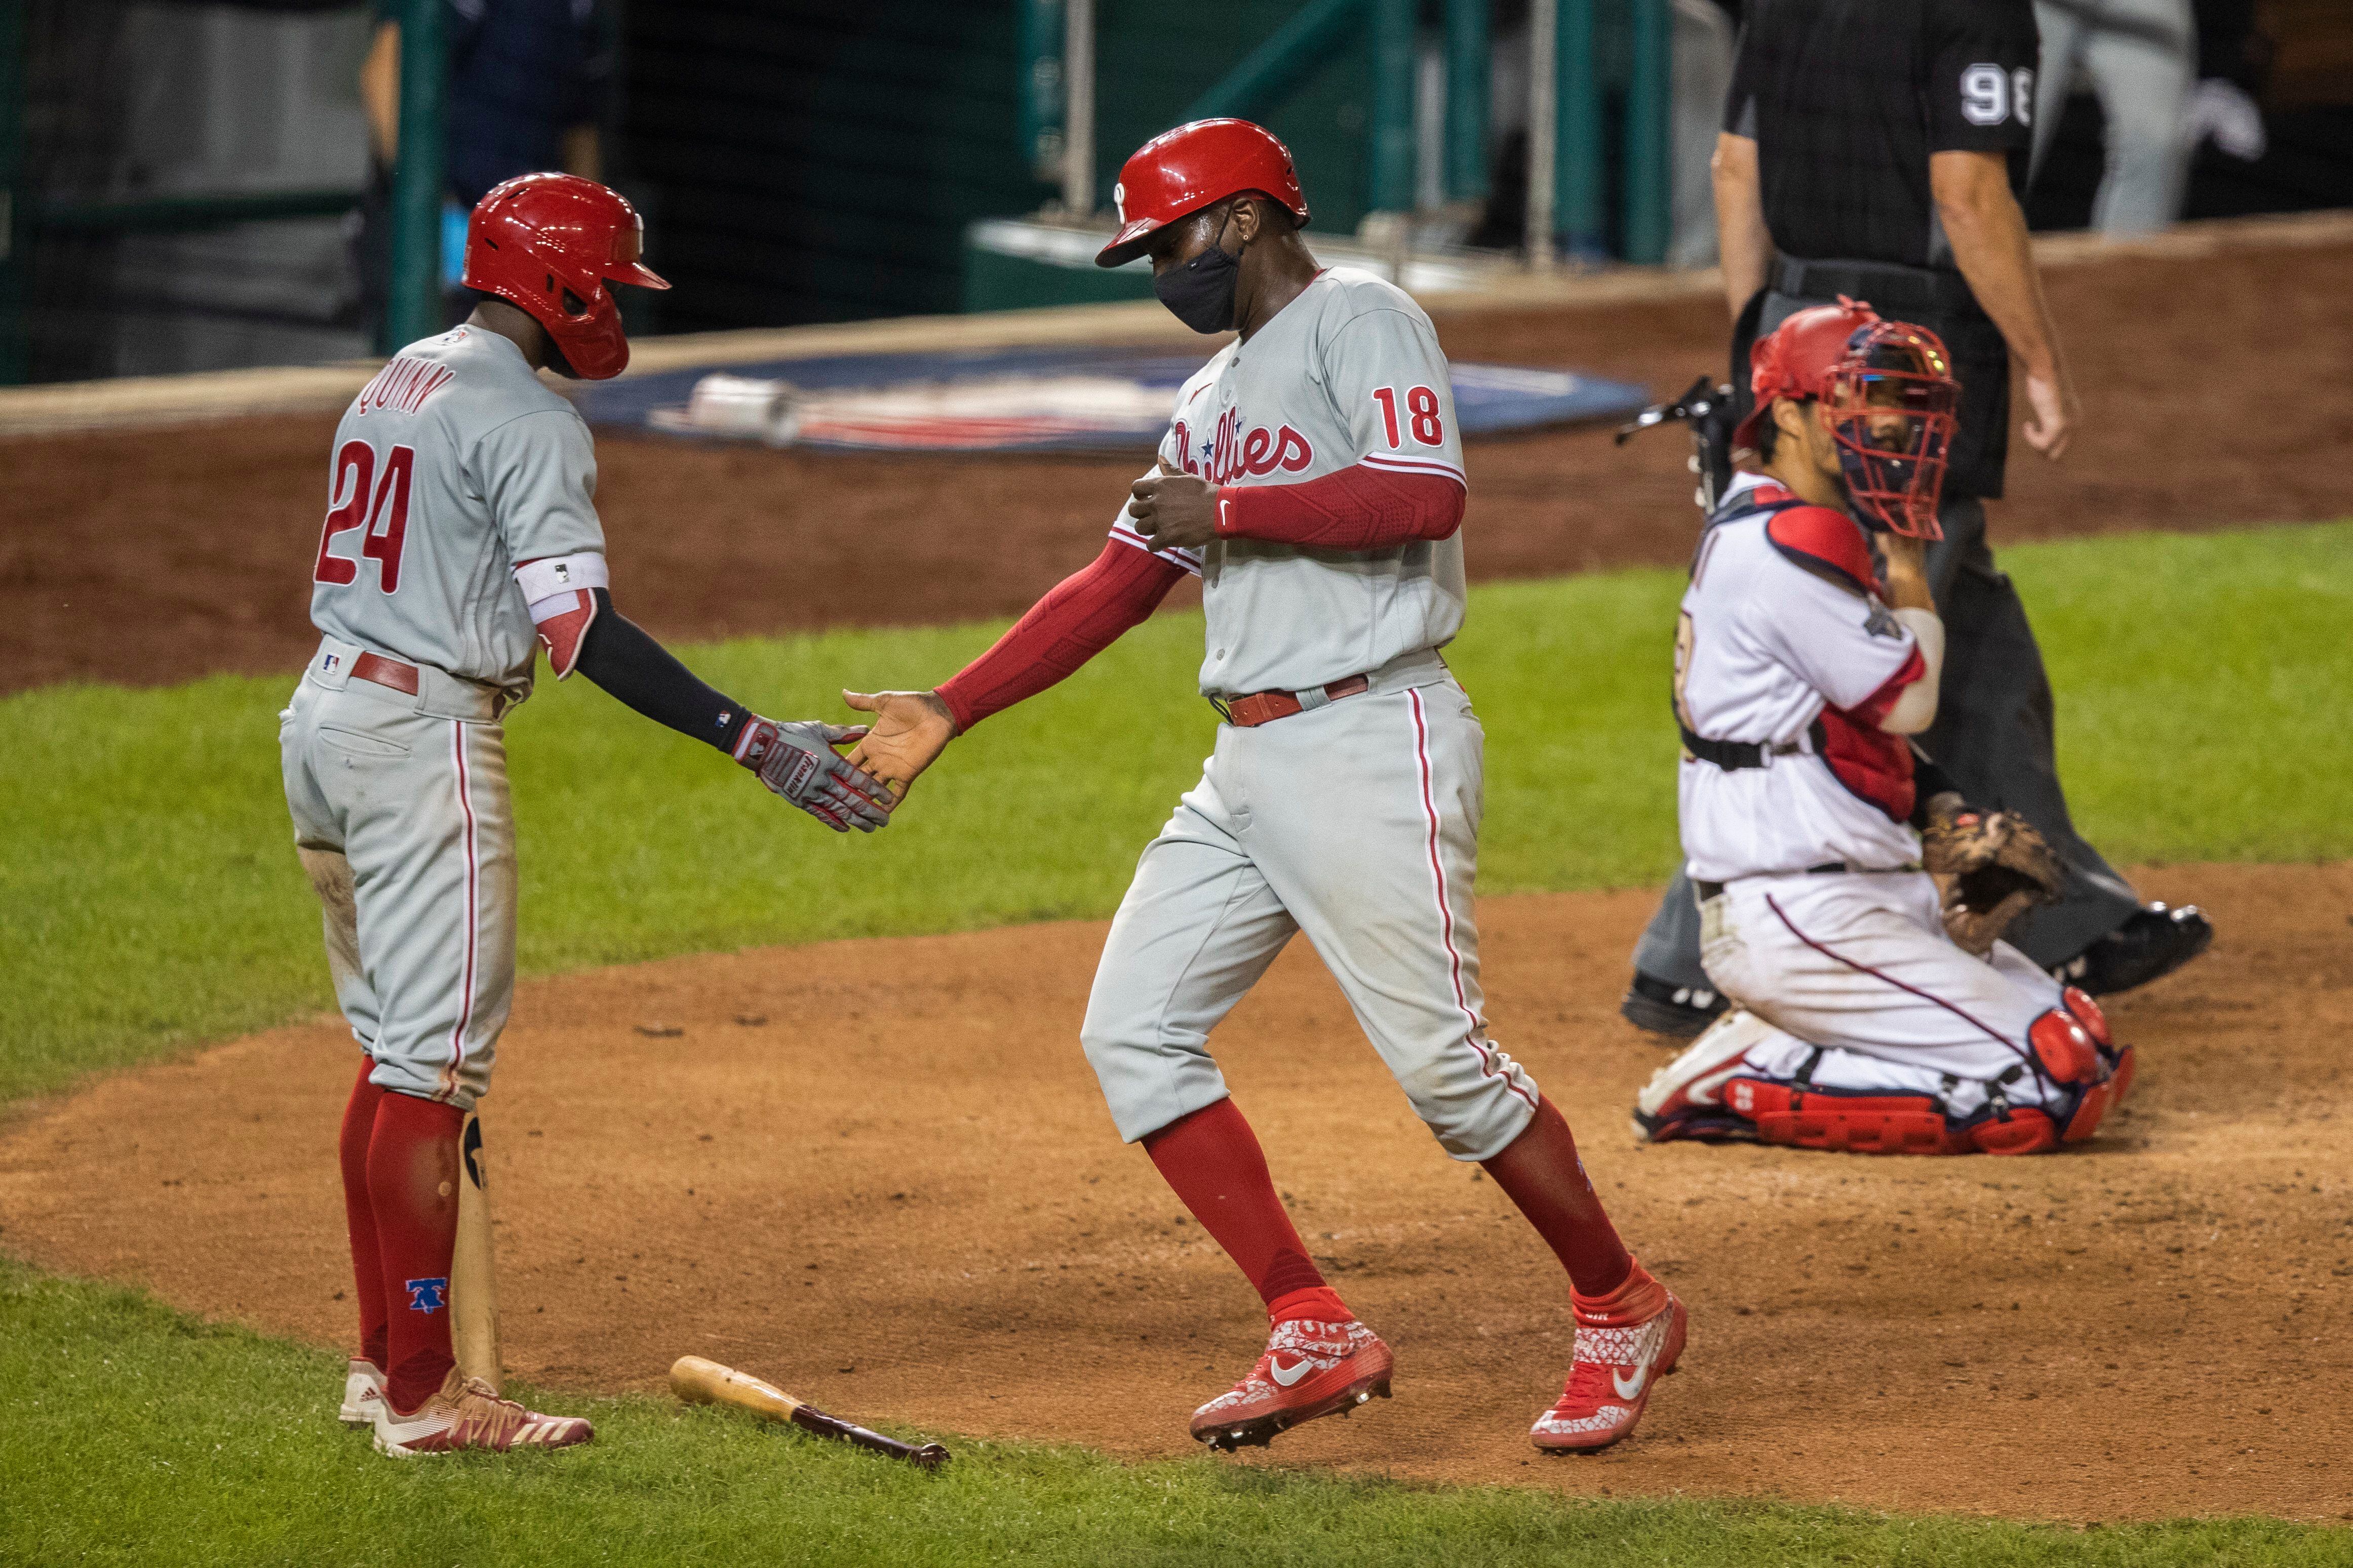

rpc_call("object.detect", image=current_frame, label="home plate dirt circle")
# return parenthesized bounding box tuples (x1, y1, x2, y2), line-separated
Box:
(5, 866, 2350, 1523)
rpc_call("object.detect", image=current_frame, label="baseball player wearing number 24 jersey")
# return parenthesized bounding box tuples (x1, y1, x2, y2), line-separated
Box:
(844, 120, 1685, 1454)
(1634, 300, 2133, 1158)
(280, 174, 891, 1458)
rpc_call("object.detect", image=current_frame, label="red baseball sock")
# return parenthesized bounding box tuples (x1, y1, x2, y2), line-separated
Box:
(1480, 1096, 1635, 1298)
(1142, 1098, 1350, 1325)
(367, 1089, 464, 1415)
(1571, 1257, 1668, 1328)
(336, 1057, 390, 1371)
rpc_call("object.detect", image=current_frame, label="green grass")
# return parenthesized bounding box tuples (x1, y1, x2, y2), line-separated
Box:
(7, 524, 2353, 1563)
(4, 523, 2349, 1108)
(6, 1257, 2342, 1567)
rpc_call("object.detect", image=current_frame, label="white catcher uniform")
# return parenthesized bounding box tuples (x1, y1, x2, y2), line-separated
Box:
(1080, 268, 1541, 1160)
(281, 326, 607, 1110)
(1637, 475, 2124, 1154)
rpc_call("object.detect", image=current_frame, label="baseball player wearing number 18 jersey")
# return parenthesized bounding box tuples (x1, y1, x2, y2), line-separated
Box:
(282, 174, 890, 1457)
(845, 120, 1684, 1454)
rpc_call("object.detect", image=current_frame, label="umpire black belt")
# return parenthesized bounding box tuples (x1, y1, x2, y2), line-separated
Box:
(1771, 257, 1982, 320)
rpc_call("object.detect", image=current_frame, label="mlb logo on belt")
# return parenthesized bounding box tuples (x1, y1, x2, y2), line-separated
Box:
(405, 1276, 450, 1313)
(322, 653, 340, 672)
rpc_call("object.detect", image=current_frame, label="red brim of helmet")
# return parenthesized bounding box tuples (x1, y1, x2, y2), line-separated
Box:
(608, 260, 672, 290)
(1096, 218, 1160, 268)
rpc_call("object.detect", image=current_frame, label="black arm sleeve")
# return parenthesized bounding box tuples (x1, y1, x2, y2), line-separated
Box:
(572, 589, 751, 755)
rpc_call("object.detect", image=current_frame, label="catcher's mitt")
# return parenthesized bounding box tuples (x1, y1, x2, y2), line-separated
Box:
(1920, 792, 2063, 955)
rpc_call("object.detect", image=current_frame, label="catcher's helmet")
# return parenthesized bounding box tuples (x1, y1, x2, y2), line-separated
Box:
(1735, 298, 1960, 538)
(1096, 119, 1310, 268)
(460, 173, 669, 380)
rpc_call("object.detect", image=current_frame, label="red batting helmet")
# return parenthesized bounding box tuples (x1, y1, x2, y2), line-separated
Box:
(1096, 119, 1311, 268)
(460, 173, 670, 380)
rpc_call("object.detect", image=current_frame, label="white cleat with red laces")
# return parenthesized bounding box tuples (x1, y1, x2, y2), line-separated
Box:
(1530, 1290, 1688, 1452)
(339, 1358, 385, 1427)
(373, 1368, 594, 1458)
(1190, 1317, 1394, 1451)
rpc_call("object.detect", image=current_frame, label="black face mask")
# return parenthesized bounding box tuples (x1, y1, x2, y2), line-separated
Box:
(1154, 211, 1242, 334)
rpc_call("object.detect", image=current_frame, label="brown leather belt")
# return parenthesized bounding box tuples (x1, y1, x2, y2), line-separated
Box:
(1223, 674, 1371, 728)
(351, 651, 421, 696)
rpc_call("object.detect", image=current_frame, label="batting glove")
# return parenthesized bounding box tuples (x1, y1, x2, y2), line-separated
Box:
(733, 717, 893, 833)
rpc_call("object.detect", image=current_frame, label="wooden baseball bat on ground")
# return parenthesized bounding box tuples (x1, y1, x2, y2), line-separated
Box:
(669, 1356, 950, 1471)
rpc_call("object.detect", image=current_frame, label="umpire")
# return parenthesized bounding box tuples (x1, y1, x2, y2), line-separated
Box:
(1622, 0, 2212, 1038)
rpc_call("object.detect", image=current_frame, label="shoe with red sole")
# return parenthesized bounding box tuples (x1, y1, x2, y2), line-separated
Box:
(373, 1369, 594, 1458)
(1632, 1011, 1775, 1144)
(1189, 1317, 1393, 1451)
(339, 1358, 385, 1428)
(1531, 1290, 1687, 1453)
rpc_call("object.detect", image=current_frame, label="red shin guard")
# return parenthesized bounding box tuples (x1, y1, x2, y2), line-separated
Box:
(1143, 1098, 1345, 1323)
(1479, 1097, 1635, 1297)
(336, 1057, 390, 1370)
(367, 1090, 464, 1415)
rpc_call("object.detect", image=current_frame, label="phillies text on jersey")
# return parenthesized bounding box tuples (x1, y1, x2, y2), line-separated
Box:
(1107, 267, 1469, 698)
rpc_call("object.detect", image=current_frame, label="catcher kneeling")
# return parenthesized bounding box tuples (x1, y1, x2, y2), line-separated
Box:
(1635, 301, 2131, 1157)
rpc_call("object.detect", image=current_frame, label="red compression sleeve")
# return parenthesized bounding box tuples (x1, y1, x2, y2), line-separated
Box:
(1213, 463, 1466, 550)
(1843, 645, 1929, 729)
(934, 540, 1187, 732)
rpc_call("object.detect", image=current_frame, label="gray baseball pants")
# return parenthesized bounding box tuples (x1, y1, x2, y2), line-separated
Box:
(1082, 665, 1541, 1162)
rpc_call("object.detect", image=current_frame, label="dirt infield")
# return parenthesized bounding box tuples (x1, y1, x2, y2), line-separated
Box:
(8, 238, 2349, 695)
(5, 861, 2348, 1523)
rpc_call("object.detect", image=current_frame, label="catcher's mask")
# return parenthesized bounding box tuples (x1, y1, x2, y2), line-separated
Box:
(1826, 320, 1959, 539)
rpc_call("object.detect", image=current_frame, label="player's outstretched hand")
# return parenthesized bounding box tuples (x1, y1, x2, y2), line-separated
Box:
(840, 690, 958, 801)
(1128, 472, 1221, 552)
(733, 716, 894, 833)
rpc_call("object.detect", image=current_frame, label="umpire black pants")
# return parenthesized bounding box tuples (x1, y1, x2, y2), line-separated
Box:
(1631, 308, 2143, 987)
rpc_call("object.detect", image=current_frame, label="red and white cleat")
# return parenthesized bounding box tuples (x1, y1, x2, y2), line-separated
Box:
(339, 1358, 385, 1428)
(373, 1369, 594, 1458)
(1189, 1317, 1394, 1451)
(1530, 1290, 1687, 1453)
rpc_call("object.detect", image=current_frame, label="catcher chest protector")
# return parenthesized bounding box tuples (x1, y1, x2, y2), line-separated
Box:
(460, 173, 670, 380)
(1096, 119, 1310, 268)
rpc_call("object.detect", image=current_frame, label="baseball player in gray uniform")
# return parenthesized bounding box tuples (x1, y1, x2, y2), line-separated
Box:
(843, 120, 1687, 1454)
(283, 174, 890, 1457)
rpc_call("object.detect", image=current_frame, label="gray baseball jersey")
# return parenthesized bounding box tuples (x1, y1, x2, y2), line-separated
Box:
(1082, 267, 1538, 1165)
(310, 324, 606, 693)
(285, 324, 606, 1112)
(1111, 267, 1468, 698)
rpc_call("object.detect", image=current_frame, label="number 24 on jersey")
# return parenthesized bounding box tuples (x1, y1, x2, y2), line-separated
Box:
(313, 439, 414, 593)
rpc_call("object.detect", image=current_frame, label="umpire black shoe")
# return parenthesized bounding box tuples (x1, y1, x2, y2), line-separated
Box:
(2054, 904, 2215, 996)
(1620, 972, 1730, 1038)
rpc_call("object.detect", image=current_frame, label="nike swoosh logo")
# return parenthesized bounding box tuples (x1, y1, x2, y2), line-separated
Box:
(1270, 1356, 1313, 1388)
(1684, 1067, 1742, 1108)
(1613, 1364, 1651, 1401)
